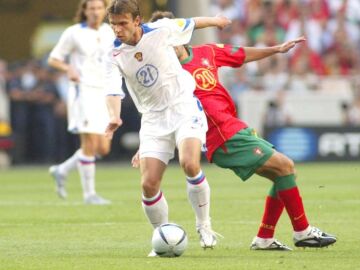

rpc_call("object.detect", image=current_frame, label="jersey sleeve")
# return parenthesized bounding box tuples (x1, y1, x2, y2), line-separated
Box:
(104, 49, 125, 98)
(49, 27, 75, 61)
(211, 44, 246, 68)
(149, 18, 195, 46)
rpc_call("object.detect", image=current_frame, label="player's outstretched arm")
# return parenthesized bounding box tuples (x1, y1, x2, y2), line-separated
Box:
(243, 36, 306, 63)
(105, 95, 123, 140)
(193, 15, 231, 30)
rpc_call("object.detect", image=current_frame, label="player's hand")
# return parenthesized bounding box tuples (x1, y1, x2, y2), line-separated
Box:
(215, 15, 232, 30)
(105, 117, 123, 140)
(67, 66, 80, 83)
(131, 150, 140, 168)
(278, 36, 306, 53)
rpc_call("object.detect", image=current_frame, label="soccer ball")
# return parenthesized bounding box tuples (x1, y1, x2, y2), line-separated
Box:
(152, 223, 188, 257)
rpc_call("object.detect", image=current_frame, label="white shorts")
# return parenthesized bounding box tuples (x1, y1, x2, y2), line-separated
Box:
(67, 84, 109, 135)
(139, 96, 208, 164)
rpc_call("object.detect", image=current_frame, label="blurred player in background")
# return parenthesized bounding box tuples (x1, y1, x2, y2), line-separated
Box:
(103, 0, 231, 255)
(48, 0, 123, 205)
(134, 10, 337, 251)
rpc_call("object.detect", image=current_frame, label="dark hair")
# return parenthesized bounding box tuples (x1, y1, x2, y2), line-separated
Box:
(149, 10, 175, 22)
(107, 0, 140, 19)
(74, 0, 108, 23)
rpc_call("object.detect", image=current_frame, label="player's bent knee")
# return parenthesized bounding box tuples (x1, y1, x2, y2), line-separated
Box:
(279, 155, 295, 175)
(141, 178, 160, 197)
(180, 160, 200, 177)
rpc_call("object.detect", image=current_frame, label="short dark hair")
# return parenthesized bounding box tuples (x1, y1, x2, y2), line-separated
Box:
(107, 0, 140, 19)
(74, 0, 108, 23)
(149, 10, 175, 22)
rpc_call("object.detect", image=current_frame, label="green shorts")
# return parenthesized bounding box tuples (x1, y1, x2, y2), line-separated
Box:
(212, 128, 274, 181)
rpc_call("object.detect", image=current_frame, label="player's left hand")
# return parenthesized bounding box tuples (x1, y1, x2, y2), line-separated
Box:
(215, 15, 232, 30)
(105, 117, 123, 140)
(278, 36, 306, 53)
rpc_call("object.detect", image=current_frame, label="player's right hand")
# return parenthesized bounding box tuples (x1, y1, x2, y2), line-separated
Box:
(67, 66, 80, 82)
(131, 150, 140, 168)
(215, 15, 232, 30)
(278, 36, 306, 53)
(105, 117, 123, 140)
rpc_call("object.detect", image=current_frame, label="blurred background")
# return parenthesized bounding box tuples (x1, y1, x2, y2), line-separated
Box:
(0, 0, 360, 168)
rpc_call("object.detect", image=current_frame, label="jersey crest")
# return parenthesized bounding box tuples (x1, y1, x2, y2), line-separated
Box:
(201, 58, 211, 67)
(134, 52, 143, 62)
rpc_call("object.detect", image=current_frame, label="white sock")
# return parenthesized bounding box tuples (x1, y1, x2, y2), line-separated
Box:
(294, 225, 312, 239)
(186, 170, 211, 229)
(77, 150, 96, 199)
(57, 149, 81, 176)
(142, 191, 168, 228)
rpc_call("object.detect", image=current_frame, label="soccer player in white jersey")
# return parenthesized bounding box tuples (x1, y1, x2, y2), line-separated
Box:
(103, 0, 231, 254)
(48, 0, 125, 205)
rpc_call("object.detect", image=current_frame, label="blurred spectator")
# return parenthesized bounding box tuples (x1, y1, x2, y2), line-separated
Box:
(51, 71, 79, 163)
(249, 2, 286, 46)
(343, 94, 360, 126)
(274, 0, 300, 31)
(6, 60, 63, 163)
(7, 62, 32, 163)
(0, 59, 9, 121)
(27, 66, 58, 162)
(289, 55, 320, 92)
(228, 67, 251, 100)
(285, 4, 324, 54)
(262, 56, 289, 92)
(264, 90, 293, 127)
(210, 0, 245, 21)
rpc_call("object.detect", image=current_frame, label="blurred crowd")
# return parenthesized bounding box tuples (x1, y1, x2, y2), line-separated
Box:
(0, 57, 141, 164)
(209, 0, 360, 128)
(0, 59, 78, 163)
(210, 0, 360, 95)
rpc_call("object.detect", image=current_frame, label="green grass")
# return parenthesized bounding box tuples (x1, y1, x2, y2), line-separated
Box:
(0, 162, 359, 270)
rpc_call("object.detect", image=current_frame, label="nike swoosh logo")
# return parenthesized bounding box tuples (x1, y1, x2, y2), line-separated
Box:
(198, 203, 208, 208)
(294, 213, 305, 221)
(113, 51, 121, 57)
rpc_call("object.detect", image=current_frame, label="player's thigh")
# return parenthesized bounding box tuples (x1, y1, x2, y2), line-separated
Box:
(139, 132, 176, 165)
(212, 128, 274, 181)
(175, 101, 206, 165)
(256, 151, 295, 180)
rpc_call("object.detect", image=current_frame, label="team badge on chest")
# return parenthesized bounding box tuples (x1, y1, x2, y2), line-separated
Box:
(201, 58, 210, 67)
(134, 52, 143, 62)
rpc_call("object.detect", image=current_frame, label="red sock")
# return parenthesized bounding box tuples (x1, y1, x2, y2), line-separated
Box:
(257, 196, 285, 238)
(278, 187, 309, 232)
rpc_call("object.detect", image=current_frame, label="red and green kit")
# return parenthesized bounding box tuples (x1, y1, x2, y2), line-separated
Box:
(180, 44, 249, 161)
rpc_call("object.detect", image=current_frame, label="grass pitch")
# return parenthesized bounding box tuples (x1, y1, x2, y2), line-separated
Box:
(0, 162, 359, 270)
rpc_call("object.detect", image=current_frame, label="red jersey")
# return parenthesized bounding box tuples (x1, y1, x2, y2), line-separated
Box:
(181, 44, 248, 161)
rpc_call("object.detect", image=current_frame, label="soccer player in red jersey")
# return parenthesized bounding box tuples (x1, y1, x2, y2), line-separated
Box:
(135, 11, 337, 250)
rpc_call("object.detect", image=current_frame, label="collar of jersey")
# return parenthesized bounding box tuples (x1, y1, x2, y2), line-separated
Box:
(141, 23, 155, 34)
(113, 24, 155, 48)
(180, 46, 193, 65)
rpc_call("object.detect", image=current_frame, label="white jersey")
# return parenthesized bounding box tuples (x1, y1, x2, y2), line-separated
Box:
(50, 22, 116, 88)
(105, 18, 196, 113)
